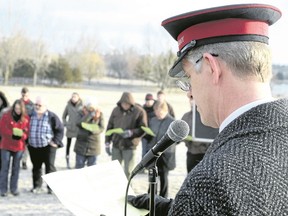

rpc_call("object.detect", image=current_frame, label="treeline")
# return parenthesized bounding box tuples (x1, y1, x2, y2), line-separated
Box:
(272, 65, 288, 81)
(1, 33, 287, 90)
(0, 33, 176, 90)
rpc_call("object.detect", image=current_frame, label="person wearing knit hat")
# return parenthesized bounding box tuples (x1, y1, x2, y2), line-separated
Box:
(145, 93, 153, 101)
(74, 98, 104, 169)
(128, 4, 288, 215)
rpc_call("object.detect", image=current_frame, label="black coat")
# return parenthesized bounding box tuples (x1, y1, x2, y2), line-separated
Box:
(48, 111, 64, 148)
(0, 91, 9, 117)
(169, 98, 288, 215)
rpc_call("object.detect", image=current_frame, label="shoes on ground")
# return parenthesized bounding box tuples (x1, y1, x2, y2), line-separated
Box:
(1, 192, 7, 197)
(22, 162, 28, 170)
(11, 191, 20, 196)
(30, 187, 42, 194)
(47, 189, 53, 194)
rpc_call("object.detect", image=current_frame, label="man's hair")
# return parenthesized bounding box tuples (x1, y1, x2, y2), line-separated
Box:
(21, 87, 29, 94)
(186, 41, 272, 82)
(153, 101, 168, 113)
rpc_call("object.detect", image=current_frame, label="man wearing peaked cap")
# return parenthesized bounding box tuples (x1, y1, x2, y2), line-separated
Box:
(128, 4, 288, 215)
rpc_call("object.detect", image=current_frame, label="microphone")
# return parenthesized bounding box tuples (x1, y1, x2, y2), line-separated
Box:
(130, 120, 189, 179)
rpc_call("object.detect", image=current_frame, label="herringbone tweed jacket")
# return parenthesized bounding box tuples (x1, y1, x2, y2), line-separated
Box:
(169, 98, 288, 216)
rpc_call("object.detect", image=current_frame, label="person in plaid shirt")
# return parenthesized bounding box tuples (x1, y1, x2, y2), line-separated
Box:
(28, 96, 63, 194)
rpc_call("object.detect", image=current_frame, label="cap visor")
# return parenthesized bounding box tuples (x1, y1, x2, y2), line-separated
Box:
(169, 52, 187, 78)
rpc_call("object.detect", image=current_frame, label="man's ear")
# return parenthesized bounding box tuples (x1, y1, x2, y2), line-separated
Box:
(203, 53, 221, 85)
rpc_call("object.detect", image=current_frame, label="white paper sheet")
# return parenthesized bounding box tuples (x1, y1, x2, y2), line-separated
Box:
(42, 160, 148, 216)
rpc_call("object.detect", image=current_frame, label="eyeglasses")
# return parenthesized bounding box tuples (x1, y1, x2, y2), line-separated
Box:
(176, 53, 219, 92)
(195, 53, 219, 64)
(176, 76, 191, 92)
(34, 104, 42, 107)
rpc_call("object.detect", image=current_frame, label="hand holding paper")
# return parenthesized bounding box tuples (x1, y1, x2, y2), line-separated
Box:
(81, 122, 100, 133)
(141, 126, 155, 137)
(13, 128, 23, 137)
(105, 128, 124, 136)
(185, 135, 193, 141)
(120, 129, 133, 138)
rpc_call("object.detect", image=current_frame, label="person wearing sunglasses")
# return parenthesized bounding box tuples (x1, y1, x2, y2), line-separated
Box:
(128, 4, 288, 215)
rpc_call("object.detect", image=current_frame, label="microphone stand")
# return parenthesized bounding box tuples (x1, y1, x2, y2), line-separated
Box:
(148, 161, 158, 216)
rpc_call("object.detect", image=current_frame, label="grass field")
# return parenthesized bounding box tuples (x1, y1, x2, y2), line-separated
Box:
(0, 85, 190, 215)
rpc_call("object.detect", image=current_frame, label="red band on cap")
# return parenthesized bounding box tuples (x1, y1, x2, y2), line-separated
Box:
(177, 18, 269, 50)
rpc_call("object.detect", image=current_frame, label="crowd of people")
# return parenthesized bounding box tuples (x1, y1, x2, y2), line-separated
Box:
(0, 87, 208, 199)
(0, 88, 65, 196)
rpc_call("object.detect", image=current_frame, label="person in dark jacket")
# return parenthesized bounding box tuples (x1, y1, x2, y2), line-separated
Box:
(156, 90, 175, 118)
(20, 87, 34, 170)
(20, 87, 34, 116)
(146, 101, 175, 198)
(128, 4, 288, 216)
(28, 96, 64, 194)
(62, 92, 83, 169)
(141, 93, 156, 159)
(0, 91, 9, 116)
(181, 98, 210, 173)
(105, 92, 147, 178)
(74, 101, 104, 168)
(0, 91, 9, 172)
(0, 100, 30, 197)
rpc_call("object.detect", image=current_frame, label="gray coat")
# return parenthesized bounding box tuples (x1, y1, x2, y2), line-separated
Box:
(169, 98, 288, 215)
(62, 99, 83, 138)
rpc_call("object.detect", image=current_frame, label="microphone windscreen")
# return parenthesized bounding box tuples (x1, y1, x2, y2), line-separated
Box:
(167, 119, 189, 142)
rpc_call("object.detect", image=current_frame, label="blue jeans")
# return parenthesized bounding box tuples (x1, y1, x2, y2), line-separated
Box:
(0, 149, 23, 194)
(75, 154, 97, 169)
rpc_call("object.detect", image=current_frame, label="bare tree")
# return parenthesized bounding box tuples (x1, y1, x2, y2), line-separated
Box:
(105, 50, 128, 82)
(134, 54, 154, 82)
(0, 32, 27, 85)
(28, 40, 49, 86)
(153, 49, 176, 90)
(64, 37, 105, 84)
(81, 52, 105, 84)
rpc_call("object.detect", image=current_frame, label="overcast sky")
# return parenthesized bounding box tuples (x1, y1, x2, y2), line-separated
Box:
(0, 0, 287, 65)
